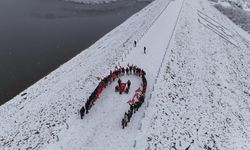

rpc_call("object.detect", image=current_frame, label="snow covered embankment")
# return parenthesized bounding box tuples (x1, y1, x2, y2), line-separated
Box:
(0, 0, 171, 149)
(143, 0, 250, 149)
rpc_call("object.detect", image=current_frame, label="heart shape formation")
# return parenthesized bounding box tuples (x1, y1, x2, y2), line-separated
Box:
(80, 64, 147, 129)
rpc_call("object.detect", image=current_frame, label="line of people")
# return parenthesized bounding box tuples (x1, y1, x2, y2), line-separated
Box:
(80, 71, 113, 119)
(122, 67, 147, 129)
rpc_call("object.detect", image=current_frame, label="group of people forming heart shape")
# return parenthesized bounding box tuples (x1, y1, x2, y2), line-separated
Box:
(79, 64, 147, 129)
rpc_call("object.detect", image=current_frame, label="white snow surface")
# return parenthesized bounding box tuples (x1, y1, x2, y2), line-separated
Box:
(1, 0, 250, 149)
(141, 0, 250, 149)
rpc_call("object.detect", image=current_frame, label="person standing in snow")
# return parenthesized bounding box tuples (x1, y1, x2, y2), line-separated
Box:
(122, 118, 125, 129)
(134, 40, 137, 47)
(122, 67, 125, 75)
(124, 113, 129, 127)
(125, 67, 129, 75)
(144, 46, 146, 54)
(118, 78, 121, 87)
(134, 101, 139, 113)
(85, 101, 89, 114)
(130, 104, 134, 113)
(80, 106, 85, 119)
(133, 65, 136, 74)
(127, 80, 131, 90)
(128, 110, 132, 122)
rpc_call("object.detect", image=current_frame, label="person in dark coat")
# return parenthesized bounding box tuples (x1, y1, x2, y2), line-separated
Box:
(134, 40, 137, 47)
(122, 67, 125, 75)
(80, 106, 85, 119)
(127, 80, 131, 90)
(115, 85, 119, 92)
(125, 87, 129, 94)
(126, 67, 129, 75)
(124, 113, 128, 127)
(133, 66, 136, 74)
(122, 118, 125, 129)
(128, 110, 132, 122)
(139, 94, 145, 103)
(118, 78, 121, 87)
(130, 104, 134, 113)
(85, 101, 90, 114)
(134, 102, 140, 113)
(144, 46, 146, 54)
(129, 65, 132, 73)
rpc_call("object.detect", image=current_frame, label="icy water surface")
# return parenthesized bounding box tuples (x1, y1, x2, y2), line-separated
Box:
(0, 0, 150, 104)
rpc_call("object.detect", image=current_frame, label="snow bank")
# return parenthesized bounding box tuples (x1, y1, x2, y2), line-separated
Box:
(141, 0, 250, 149)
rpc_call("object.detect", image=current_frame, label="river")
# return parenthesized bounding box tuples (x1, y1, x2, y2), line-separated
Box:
(0, 0, 150, 105)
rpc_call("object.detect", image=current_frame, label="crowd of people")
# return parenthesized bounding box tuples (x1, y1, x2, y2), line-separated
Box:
(79, 64, 147, 129)
(122, 66, 147, 129)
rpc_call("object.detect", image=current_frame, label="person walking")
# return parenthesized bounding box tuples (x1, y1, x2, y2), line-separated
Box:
(134, 40, 137, 47)
(144, 46, 146, 54)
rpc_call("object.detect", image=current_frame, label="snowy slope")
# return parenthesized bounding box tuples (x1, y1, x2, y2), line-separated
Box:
(1, 0, 250, 149)
(0, 0, 172, 149)
(45, 0, 184, 149)
(140, 0, 250, 149)
(212, 0, 250, 11)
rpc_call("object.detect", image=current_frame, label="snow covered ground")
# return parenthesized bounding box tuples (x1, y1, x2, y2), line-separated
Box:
(210, 0, 250, 11)
(1, 0, 250, 149)
(141, 0, 250, 149)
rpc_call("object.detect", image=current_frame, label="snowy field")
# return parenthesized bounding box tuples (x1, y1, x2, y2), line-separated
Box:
(1, 0, 250, 149)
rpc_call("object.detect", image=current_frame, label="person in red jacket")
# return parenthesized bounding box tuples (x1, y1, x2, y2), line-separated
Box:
(119, 83, 126, 94)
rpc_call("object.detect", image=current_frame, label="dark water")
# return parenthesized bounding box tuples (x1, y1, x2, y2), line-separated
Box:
(0, 0, 150, 105)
